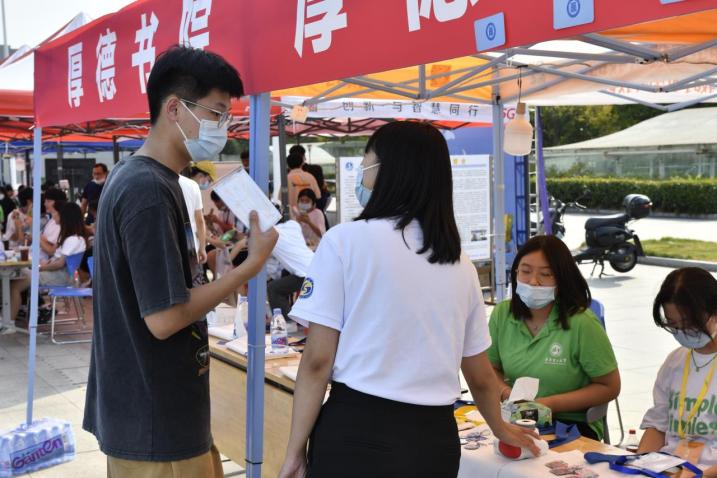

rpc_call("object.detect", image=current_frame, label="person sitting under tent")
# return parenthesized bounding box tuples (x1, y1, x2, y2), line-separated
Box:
(3, 188, 33, 250)
(4, 203, 87, 335)
(225, 211, 314, 323)
(294, 188, 326, 250)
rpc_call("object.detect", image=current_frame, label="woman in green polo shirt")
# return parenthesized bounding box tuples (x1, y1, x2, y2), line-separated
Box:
(488, 235, 621, 441)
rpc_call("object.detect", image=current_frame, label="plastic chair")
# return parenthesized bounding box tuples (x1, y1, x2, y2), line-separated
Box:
(585, 298, 625, 445)
(47, 252, 92, 344)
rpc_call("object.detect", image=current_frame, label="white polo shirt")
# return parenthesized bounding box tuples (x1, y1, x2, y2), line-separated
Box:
(289, 218, 490, 406)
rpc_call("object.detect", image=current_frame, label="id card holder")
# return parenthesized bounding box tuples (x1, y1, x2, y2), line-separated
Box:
(675, 440, 705, 478)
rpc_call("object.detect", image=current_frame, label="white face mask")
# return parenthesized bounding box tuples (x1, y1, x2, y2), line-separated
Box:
(516, 281, 556, 310)
(671, 329, 715, 349)
(176, 101, 228, 162)
(298, 202, 312, 213)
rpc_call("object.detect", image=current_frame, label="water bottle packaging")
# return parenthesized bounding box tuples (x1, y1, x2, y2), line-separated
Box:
(271, 308, 289, 352)
(0, 418, 75, 477)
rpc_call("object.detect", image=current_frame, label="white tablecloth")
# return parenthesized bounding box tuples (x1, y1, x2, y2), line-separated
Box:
(458, 434, 628, 478)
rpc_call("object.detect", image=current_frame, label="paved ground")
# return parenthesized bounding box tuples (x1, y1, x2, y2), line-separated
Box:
(1, 263, 712, 475)
(562, 213, 717, 252)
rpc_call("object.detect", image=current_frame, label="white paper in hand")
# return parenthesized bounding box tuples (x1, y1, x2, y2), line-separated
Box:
(213, 167, 281, 232)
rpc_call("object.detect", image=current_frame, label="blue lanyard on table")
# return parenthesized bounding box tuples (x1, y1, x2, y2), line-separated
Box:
(584, 452, 703, 478)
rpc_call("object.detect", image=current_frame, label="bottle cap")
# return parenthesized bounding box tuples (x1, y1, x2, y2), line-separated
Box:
(273, 308, 283, 316)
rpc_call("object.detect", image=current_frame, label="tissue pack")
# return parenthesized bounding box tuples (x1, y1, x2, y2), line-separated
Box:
(501, 400, 552, 428)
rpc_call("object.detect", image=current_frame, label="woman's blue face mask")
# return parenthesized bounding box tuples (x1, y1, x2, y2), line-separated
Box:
(355, 163, 380, 208)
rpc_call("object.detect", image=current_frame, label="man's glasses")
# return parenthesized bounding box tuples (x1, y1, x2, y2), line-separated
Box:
(181, 99, 233, 128)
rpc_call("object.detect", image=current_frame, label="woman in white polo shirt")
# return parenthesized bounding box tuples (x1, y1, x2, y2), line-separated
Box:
(279, 122, 539, 478)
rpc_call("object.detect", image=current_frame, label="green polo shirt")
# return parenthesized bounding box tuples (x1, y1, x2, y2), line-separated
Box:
(487, 300, 618, 440)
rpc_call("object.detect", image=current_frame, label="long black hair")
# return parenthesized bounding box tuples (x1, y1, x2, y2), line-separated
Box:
(355, 121, 461, 264)
(58, 202, 87, 247)
(653, 267, 717, 337)
(510, 235, 591, 329)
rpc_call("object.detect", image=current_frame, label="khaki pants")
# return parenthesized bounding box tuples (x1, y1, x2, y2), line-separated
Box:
(107, 444, 223, 478)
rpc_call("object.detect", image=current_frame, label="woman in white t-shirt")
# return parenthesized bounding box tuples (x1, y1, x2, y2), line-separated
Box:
(279, 122, 539, 478)
(640, 267, 717, 474)
(7, 203, 87, 330)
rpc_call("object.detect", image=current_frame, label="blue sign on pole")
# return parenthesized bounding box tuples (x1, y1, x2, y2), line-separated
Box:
(475, 12, 506, 52)
(553, 0, 595, 30)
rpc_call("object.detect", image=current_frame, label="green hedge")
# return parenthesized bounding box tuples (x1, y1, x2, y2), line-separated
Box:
(545, 177, 717, 215)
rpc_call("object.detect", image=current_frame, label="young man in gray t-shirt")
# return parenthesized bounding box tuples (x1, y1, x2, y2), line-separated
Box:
(83, 46, 277, 477)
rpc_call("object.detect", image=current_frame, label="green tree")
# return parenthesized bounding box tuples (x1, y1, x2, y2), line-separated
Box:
(538, 105, 663, 147)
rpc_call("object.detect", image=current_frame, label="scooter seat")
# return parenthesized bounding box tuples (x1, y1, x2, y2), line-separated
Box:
(585, 213, 630, 230)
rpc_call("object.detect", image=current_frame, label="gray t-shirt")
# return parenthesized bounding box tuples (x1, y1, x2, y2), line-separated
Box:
(83, 155, 209, 461)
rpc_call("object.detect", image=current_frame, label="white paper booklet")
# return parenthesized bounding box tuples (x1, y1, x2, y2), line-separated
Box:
(213, 167, 281, 232)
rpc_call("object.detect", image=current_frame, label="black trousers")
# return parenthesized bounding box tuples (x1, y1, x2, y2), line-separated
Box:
(267, 274, 304, 319)
(307, 382, 460, 478)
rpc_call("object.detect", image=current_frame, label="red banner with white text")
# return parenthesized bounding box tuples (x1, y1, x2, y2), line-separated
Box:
(35, 0, 717, 126)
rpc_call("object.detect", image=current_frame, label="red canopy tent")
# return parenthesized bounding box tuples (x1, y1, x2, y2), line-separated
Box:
(28, 1, 717, 477)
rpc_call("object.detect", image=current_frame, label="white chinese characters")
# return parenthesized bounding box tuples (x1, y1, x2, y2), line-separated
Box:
(96, 29, 118, 103)
(67, 42, 84, 108)
(132, 12, 160, 94)
(407, 0, 480, 32)
(180, 0, 212, 50)
(294, 0, 347, 57)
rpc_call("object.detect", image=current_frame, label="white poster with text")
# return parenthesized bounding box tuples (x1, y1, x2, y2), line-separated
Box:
(452, 155, 491, 262)
(338, 157, 363, 223)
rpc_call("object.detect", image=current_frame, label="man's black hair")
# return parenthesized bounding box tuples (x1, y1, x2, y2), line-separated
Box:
(93, 163, 109, 173)
(44, 187, 68, 202)
(287, 153, 304, 170)
(18, 187, 33, 207)
(210, 190, 221, 202)
(146, 45, 244, 125)
(289, 145, 306, 157)
(240, 151, 250, 160)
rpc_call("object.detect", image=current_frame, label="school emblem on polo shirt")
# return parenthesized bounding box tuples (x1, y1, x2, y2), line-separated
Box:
(300, 278, 314, 299)
(550, 343, 563, 358)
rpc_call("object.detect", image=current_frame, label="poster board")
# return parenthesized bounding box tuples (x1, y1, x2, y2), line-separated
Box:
(338, 157, 363, 223)
(337, 154, 491, 262)
(452, 155, 491, 262)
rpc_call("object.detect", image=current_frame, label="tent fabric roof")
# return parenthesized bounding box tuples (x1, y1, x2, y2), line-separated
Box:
(548, 107, 717, 150)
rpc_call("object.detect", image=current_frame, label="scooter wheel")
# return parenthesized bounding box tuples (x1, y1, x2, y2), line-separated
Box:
(609, 244, 638, 273)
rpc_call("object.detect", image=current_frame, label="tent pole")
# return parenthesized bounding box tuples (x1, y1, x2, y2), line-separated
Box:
(535, 107, 552, 235)
(597, 91, 669, 111)
(277, 114, 290, 220)
(26, 126, 43, 425)
(491, 90, 507, 302)
(112, 136, 120, 164)
(246, 93, 270, 478)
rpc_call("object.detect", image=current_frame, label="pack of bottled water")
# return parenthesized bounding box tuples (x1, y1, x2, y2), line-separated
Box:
(0, 418, 75, 477)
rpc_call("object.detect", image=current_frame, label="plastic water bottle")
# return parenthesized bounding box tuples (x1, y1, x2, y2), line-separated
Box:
(234, 297, 249, 338)
(625, 429, 639, 453)
(270, 308, 288, 353)
(1, 435, 11, 478)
